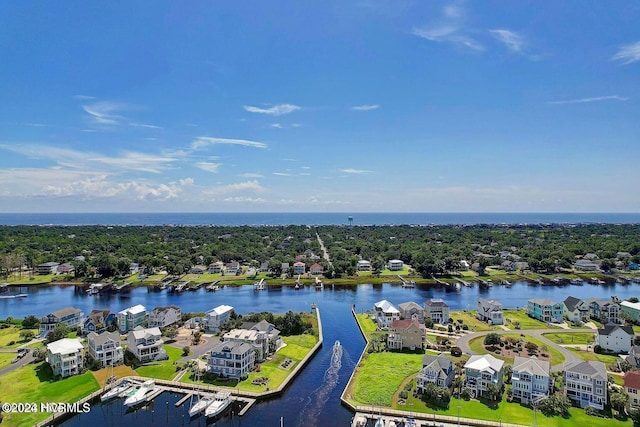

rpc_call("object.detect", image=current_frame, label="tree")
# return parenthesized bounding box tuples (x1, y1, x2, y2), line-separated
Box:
(21, 315, 40, 329)
(484, 333, 502, 346)
(182, 346, 190, 356)
(19, 330, 35, 341)
(485, 383, 501, 401)
(611, 392, 630, 414)
(631, 409, 640, 427)
(46, 323, 70, 343)
(504, 365, 513, 384)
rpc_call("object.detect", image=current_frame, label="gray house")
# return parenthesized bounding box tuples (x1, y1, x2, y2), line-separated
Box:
(416, 354, 454, 392)
(398, 301, 425, 323)
(476, 298, 504, 325)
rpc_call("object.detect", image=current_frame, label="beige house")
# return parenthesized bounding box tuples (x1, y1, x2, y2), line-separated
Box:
(386, 319, 426, 351)
(625, 371, 640, 411)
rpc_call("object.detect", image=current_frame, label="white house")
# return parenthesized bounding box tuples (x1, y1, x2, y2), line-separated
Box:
(387, 259, 404, 271)
(596, 324, 634, 353)
(564, 360, 607, 410)
(223, 328, 270, 362)
(37, 262, 59, 275)
(87, 331, 123, 368)
(511, 356, 551, 404)
(309, 263, 324, 275)
(373, 300, 400, 329)
(126, 326, 166, 363)
(476, 299, 504, 325)
(117, 304, 148, 333)
(464, 354, 504, 399)
(574, 259, 599, 271)
(46, 338, 84, 378)
(148, 305, 182, 328)
(204, 304, 234, 333)
(424, 299, 450, 324)
(357, 260, 372, 271)
(208, 261, 224, 274)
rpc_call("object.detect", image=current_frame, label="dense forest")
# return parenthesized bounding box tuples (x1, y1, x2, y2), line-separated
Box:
(1, 224, 640, 279)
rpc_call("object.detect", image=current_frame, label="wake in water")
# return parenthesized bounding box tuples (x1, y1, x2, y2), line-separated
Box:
(297, 340, 343, 427)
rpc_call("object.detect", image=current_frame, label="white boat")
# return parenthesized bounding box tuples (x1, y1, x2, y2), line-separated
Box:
(124, 380, 156, 407)
(254, 278, 266, 291)
(404, 417, 417, 427)
(101, 381, 130, 402)
(315, 277, 323, 289)
(205, 391, 231, 418)
(374, 417, 385, 427)
(188, 393, 214, 417)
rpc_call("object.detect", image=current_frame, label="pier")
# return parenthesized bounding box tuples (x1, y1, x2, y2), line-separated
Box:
(398, 275, 415, 288)
(431, 276, 461, 290)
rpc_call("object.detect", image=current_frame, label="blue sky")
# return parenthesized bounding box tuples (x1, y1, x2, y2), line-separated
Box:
(1, 1, 639, 212)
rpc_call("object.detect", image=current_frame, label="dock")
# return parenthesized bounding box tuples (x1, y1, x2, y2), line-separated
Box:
(431, 276, 460, 290)
(456, 278, 473, 287)
(398, 275, 415, 288)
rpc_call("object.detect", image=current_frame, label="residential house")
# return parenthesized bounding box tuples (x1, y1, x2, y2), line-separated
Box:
(295, 254, 307, 262)
(46, 338, 84, 378)
(357, 260, 372, 271)
(398, 301, 425, 323)
(564, 360, 607, 410)
(204, 304, 234, 333)
(260, 261, 269, 272)
(281, 262, 290, 274)
(596, 324, 634, 353)
(625, 371, 640, 411)
(57, 263, 75, 275)
(464, 354, 505, 399)
(190, 265, 206, 274)
(617, 252, 632, 260)
(563, 296, 590, 324)
(148, 305, 182, 328)
(527, 298, 564, 323)
(584, 253, 599, 260)
(225, 261, 240, 275)
(386, 320, 426, 351)
(621, 300, 640, 323)
(117, 304, 148, 333)
(126, 326, 166, 363)
(459, 260, 470, 271)
(515, 262, 530, 271)
(208, 261, 224, 274)
(575, 259, 599, 271)
(511, 356, 552, 404)
(223, 328, 270, 362)
(207, 341, 255, 378)
(629, 263, 640, 271)
(416, 354, 454, 392)
(37, 262, 59, 275)
(82, 309, 115, 334)
(293, 262, 306, 275)
(424, 299, 450, 324)
(309, 263, 324, 275)
(588, 298, 622, 324)
(500, 261, 516, 271)
(40, 307, 83, 336)
(387, 259, 404, 271)
(626, 346, 640, 369)
(373, 300, 400, 329)
(241, 320, 283, 354)
(476, 299, 504, 325)
(129, 263, 140, 275)
(87, 331, 123, 368)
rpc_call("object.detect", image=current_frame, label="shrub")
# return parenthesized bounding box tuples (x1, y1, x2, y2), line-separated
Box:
(450, 346, 462, 357)
(484, 333, 502, 346)
(400, 390, 408, 399)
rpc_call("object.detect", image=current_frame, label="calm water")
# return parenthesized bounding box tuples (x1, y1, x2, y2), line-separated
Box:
(1, 212, 640, 226)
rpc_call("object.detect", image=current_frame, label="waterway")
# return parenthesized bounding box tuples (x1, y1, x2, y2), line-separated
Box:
(4, 281, 640, 427)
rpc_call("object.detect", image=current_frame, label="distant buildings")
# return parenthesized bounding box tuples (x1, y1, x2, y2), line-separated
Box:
(40, 307, 84, 336)
(526, 299, 564, 323)
(204, 305, 234, 333)
(476, 299, 504, 325)
(117, 304, 148, 333)
(36, 262, 59, 275)
(574, 259, 599, 271)
(126, 326, 166, 363)
(208, 261, 223, 274)
(595, 324, 634, 353)
(46, 338, 84, 378)
(87, 331, 123, 368)
(423, 299, 450, 324)
(357, 260, 371, 271)
(564, 360, 607, 410)
(373, 300, 400, 329)
(387, 259, 404, 271)
(309, 263, 324, 275)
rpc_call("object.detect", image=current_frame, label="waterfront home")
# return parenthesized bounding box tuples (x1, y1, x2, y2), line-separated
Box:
(56, 263, 75, 275)
(260, 261, 269, 272)
(621, 300, 640, 323)
(398, 301, 425, 323)
(563, 296, 590, 324)
(309, 263, 324, 275)
(207, 341, 255, 379)
(596, 324, 634, 353)
(241, 319, 283, 354)
(588, 298, 622, 324)
(526, 298, 564, 323)
(500, 261, 516, 271)
(584, 253, 599, 260)
(373, 300, 400, 329)
(387, 259, 404, 271)
(82, 309, 115, 334)
(515, 261, 530, 271)
(126, 326, 166, 363)
(416, 354, 454, 392)
(46, 338, 84, 378)
(464, 354, 504, 399)
(87, 331, 123, 368)
(225, 261, 240, 275)
(40, 307, 84, 337)
(208, 261, 224, 274)
(459, 260, 470, 271)
(386, 319, 426, 351)
(574, 259, 600, 271)
(357, 260, 371, 271)
(190, 265, 206, 274)
(511, 356, 552, 404)
(204, 304, 234, 333)
(625, 371, 640, 411)
(223, 329, 269, 362)
(564, 360, 607, 410)
(476, 298, 504, 325)
(295, 254, 307, 262)
(37, 261, 59, 275)
(148, 305, 182, 328)
(293, 261, 306, 275)
(129, 263, 140, 275)
(423, 299, 450, 324)
(625, 346, 640, 369)
(617, 252, 632, 260)
(117, 304, 148, 333)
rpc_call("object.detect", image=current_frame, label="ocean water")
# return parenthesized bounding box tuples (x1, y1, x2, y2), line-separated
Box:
(0, 212, 639, 226)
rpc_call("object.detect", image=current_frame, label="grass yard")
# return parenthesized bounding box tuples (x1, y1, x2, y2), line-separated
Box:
(90, 364, 138, 387)
(0, 326, 37, 347)
(356, 313, 378, 335)
(503, 309, 555, 330)
(450, 310, 493, 332)
(0, 362, 100, 427)
(467, 334, 565, 365)
(568, 348, 621, 366)
(5, 274, 55, 284)
(0, 352, 15, 371)
(542, 332, 595, 345)
(380, 266, 410, 276)
(136, 345, 183, 380)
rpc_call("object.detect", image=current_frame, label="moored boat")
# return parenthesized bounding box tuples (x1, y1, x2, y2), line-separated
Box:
(205, 391, 231, 418)
(124, 380, 156, 407)
(101, 381, 130, 402)
(188, 393, 214, 417)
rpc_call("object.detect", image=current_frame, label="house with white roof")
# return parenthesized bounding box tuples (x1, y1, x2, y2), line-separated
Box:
(511, 356, 552, 404)
(46, 338, 84, 378)
(596, 324, 634, 353)
(564, 360, 607, 410)
(87, 331, 123, 368)
(148, 305, 182, 328)
(37, 262, 59, 275)
(476, 299, 504, 325)
(621, 300, 640, 323)
(387, 259, 404, 271)
(464, 354, 504, 399)
(373, 300, 400, 329)
(357, 260, 372, 271)
(126, 326, 166, 363)
(204, 304, 234, 333)
(117, 304, 148, 332)
(223, 328, 270, 362)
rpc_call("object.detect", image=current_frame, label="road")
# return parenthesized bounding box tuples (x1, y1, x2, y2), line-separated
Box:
(0, 350, 35, 376)
(316, 231, 333, 269)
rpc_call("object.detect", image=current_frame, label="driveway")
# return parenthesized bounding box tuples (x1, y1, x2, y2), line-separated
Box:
(0, 351, 35, 377)
(167, 331, 221, 364)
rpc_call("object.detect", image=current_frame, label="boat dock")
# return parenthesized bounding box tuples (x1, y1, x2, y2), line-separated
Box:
(398, 275, 415, 288)
(254, 278, 266, 290)
(431, 276, 460, 290)
(456, 278, 473, 287)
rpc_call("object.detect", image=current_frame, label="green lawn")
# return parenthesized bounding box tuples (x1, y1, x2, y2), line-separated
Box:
(467, 334, 565, 365)
(0, 362, 100, 427)
(5, 274, 55, 284)
(356, 313, 378, 335)
(542, 332, 595, 345)
(0, 326, 38, 347)
(136, 345, 183, 380)
(0, 352, 15, 370)
(568, 348, 621, 366)
(503, 309, 555, 330)
(450, 310, 493, 332)
(379, 266, 410, 276)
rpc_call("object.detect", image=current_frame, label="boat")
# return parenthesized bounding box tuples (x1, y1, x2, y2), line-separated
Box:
(188, 393, 214, 417)
(205, 391, 231, 418)
(254, 278, 266, 291)
(404, 417, 417, 427)
(570, 278, 583, 285)
(315, 277, 323, 289)
(124, 380, 156, 407)
(101, 381, 130, 402)
(374, 417, 385, 427)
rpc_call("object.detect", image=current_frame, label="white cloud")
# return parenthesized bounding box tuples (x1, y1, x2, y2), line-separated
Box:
(291, 123, 303, 127)
(204, 180, 264, 195)
(82, 101, 127, 125)
(282, 158, 298, 162)
(191, 136, 267, 150)
(489, 29, 523, 53)
(239, 173, 264, 178)
(73, 95, 96, 100)
(179, 178, 194, 186)
(351, 104, 380, 111)
(24, 123, 44, 127)
(223, 196, 266, 203)
(412, 4, 485, 53)
(612, 41, 640, 64)
(129, 122, 162, 129)
(340, 168, 373, 174)
(301, 166, 311, 170)
(243, 104, 301, 116)
(196, 162, 222, 173)
(273, 172, 292, 176)
(549, 95, 629, 105)
(270, 123, 283, 129)
(299, 173, 311, 176)
(443, 4, 463, 19)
